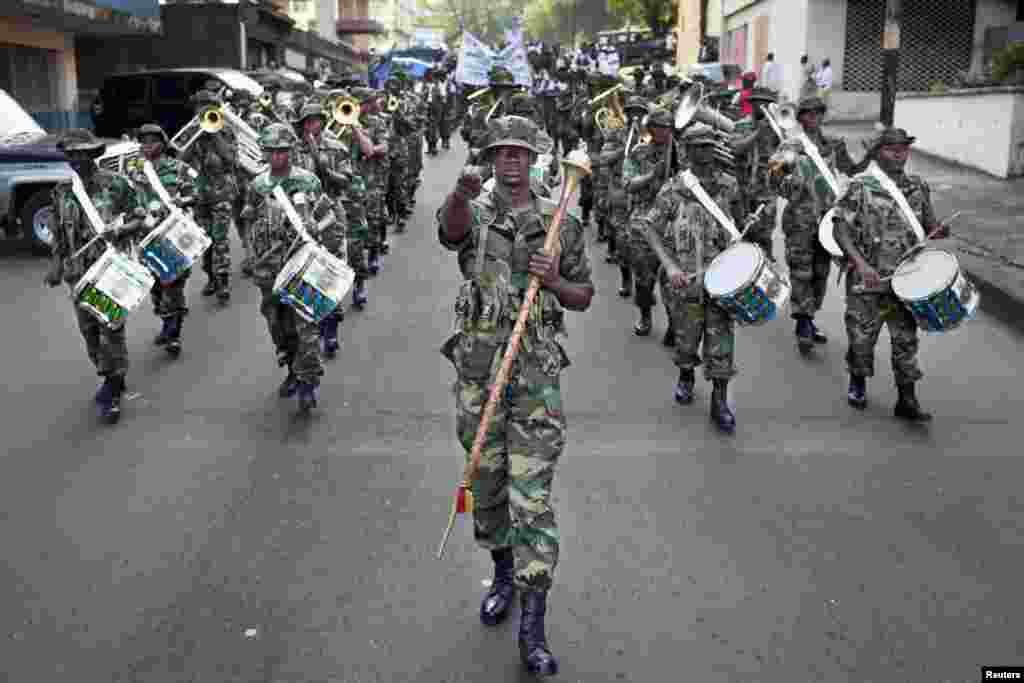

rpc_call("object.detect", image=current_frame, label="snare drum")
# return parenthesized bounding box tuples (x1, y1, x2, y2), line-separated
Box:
(704, 242, 792, 325)
(73, 246, 155, 328)
(891, 249, 979, 333)
(273, 242, 356, 324)
(138, 212, 212, 285)
(818, 208, 844, 258)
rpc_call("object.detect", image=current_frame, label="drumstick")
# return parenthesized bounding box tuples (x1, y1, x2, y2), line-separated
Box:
(739, 203, 767, 239)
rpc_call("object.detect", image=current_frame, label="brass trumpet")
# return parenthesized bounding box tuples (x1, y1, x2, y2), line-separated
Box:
(387, 95, 400, 112)
(259, 93, 273, 109)
(326, 96, 360, 137)
(199, 106, 225, 133)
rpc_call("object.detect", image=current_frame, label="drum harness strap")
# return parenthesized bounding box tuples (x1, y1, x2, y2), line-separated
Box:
(673, 199, 704, 304)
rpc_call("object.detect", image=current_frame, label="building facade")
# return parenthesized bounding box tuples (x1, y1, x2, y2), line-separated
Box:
(367, 0, 420, 53)
(1, 0, 161, 130)
(676, 0, 723, 68)
(717, 0, 1022, 119)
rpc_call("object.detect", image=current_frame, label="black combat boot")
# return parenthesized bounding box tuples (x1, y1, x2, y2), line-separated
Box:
(201, 279, 217, 296)
(795, 317, 814, 353)
(710, 378, 736, 433)
(673, 368, 695, 404)
(809, 318, 828, 344)
(847, 374, 867, 409)
(165, 316, 183, 357)
(320, 313, 340, 357)
(153, 317, 174, 346)
(518, 590, 558, 677)
(277, 350, 299, 398)
(297, 382, 318, 413)
(480, 548, 516, 626)
(633, 307, 652, 336)
(100, 374, 125, 424)
(894, 383, 932, 422)
(216, 275, 230, 302)
(618, 266, 632, 298)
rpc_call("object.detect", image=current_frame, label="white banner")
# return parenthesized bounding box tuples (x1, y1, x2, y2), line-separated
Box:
(455, 29, 532, 88)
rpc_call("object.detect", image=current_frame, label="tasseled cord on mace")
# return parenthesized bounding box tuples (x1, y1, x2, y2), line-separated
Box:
(436, 147, 592, 560)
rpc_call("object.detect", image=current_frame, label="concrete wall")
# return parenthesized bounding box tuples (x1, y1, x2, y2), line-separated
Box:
(828, 90, 879, 121)
(804, 0, 846, 90)
(771, 0, 808, 101)
(970, 0, 1018, 78)
(894, 87, 1024, 178)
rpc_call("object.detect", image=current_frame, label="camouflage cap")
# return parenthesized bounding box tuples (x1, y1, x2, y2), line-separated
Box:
(191, 89, 222, 106)
(57, 128, 106, 153)
(646, 107, 673, 128)
(624, 96, 649, 114)
(137, 123, 169, 144)
(296, 102, 327, 123)
(259, 122, 298, 150)
(747, 87, 778, 104)
(679, 123, 718, 146)
(350, 86, 378, 102)
(508, 92, 538, 116)
(796, 95, 827, 115)
(483, 115, 542, 155)
(875, 126, 917, 147)
(488, 65, 518, 88)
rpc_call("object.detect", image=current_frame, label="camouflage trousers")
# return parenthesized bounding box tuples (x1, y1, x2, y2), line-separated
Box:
(150, 272, 189, 318)
(593, 182, 610, 236)
(388, 149, 409, 219)
(364, 186, 387, 252)
(784, 225, 831, 318)
(744, 195, 777, 261)
(844, 291, 923, 385)
(662, 278, 737, 380)
(195, 201, 233, 280)
(341, 199, 369, 276)
(454, 366, 565, 592)
(73, 303, 127, 378)
(256, 280, 324, 385)
(424, 121, 440, 148)
(439, 116, 454, 143)
(629, 212, 662, 308)
(608, 201, 630, 263)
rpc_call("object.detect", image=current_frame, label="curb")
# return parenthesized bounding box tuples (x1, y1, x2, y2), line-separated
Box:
(962, 262, 1024, 337)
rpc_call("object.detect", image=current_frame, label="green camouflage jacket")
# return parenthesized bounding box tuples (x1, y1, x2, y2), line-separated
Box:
(357, 112, 391, 188)
(772, 134, 859, 233)
(437, 187, 593, 378)
(125, 155, 197, 223)
(623, 140, 672, 213)
(638, 170, 743, 297)
(239, 167, 336, 279)
(833, 170, 938, 292)
(52, 169, 142, 283)
(182, 128, 239, 202)
(732, 120, 780, 199)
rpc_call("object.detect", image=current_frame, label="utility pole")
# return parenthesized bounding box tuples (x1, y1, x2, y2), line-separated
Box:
(880, 0, 901, 127)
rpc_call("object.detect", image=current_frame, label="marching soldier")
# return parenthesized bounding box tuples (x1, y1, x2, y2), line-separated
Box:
(238, 123, 337, 413)
(832, 127, 948, 421)
(638, 124, 746, 433)
(128, 123, 199, 357)
(601, 96, 647, 296)
(291, 101, 352, 357)
(45, 129, 146, 424)
(352, 86, 392, 274)
(181, 89, 238, 303)
(384, 75, 414, 232)
(424, 68, 444, 156)
(732, 87, 781, 261)
(438, 116, 594, 677)
(769, 95, 867, 352)
(624, 107, 676, 337)
(440, 58, 459, 150)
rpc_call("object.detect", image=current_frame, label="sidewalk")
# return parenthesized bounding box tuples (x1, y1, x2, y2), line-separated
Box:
(829, 123, 1024, 335)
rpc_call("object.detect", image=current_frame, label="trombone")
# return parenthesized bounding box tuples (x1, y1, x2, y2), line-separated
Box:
(169, 105, 225, 154)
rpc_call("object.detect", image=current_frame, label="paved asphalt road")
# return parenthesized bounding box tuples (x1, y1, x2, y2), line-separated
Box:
(1, 141, 1022, 683)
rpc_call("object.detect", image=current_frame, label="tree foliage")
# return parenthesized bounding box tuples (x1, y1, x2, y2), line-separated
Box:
(606, 0, 676, 34)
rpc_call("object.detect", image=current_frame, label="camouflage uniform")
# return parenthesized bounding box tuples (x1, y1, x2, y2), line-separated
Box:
(833, 169, 935, 385)
(181, 90, 238, 299)
(353, 88, 392, 267)
(770, 97, 865, 339)
(624, 110, 674, 333)
(424, 72, 444, 154)
(438, 119, 593, 595)
(49, 130, 144, 423)
(125, 128, 198, 345)
(732, 89, 780, 260)
(639, 166, 744, 379)
(239, 124, 337, 408)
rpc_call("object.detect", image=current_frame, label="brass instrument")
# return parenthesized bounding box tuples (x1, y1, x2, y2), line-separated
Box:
(169, 105, 223, 155)
(593, 85, 627, 133)
(467, 87, 491, 101)
(674, 83, 737, 134)
(387, 95, 400, 112)
(325, 96, 360, 137)
(200, 106, 224, 133)
(589, 83, 624, 106)
(259, 93, 273, 109)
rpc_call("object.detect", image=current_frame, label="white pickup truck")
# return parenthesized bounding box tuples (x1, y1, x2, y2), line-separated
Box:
(0, 89, 140, 254)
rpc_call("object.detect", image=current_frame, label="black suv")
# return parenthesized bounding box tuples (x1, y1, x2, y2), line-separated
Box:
(92, 68, 264, 139)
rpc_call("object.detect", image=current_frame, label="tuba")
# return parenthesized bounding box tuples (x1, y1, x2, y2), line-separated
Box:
(674, 83, 737, 134)
(592, 84, 626, 133)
